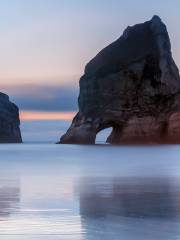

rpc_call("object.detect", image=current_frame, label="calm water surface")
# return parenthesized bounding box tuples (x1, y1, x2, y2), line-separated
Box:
(0, 121, 180, 239)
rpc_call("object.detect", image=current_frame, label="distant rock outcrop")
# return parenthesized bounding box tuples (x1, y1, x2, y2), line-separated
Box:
(0, 93, 22, 143)
(60, 16, 180, 144)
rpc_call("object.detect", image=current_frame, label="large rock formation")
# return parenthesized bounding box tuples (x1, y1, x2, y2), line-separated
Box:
(60, 16, 180, 144)
(0, 93, 22, 143)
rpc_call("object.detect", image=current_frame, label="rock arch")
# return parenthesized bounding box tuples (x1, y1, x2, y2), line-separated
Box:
(59, 16, 180, 145)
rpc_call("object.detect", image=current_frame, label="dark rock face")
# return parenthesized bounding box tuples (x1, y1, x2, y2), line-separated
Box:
(0, 93, 22, 143)
(60, 16, 180, 144)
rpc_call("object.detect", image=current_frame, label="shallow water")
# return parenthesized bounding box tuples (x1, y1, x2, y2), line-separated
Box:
(1, 121, 180, 239)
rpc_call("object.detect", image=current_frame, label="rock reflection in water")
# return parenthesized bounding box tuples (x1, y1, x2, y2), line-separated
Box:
(79, 177, 180, 219)
(0, 179, 20, 218)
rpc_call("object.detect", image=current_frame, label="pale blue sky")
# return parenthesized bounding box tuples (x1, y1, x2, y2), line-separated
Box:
(0, 0, 179, 110)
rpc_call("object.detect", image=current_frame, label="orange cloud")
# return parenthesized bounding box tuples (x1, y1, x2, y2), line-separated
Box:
(20, 111, 76, 121)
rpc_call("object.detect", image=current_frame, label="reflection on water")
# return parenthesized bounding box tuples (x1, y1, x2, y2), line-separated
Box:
(79, 177, 180, 240)
(0, 179, 19, 218)
(1, 133, 180, 239)
(79, 177, 180, 219)
(1, 174, 180, 239)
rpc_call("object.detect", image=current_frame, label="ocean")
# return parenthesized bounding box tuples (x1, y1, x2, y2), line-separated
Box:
(0, 120, 180, 239)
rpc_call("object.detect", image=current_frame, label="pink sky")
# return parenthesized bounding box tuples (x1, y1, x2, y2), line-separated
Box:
(0, 0, 180, 112)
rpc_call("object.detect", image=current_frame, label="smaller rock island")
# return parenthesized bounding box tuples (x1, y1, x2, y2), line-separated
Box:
(0, 93, 22, 143)
(60, 16, 180, 144)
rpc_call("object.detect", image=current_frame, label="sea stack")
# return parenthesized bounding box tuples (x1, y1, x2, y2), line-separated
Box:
(60, 16, 180, 144)
(0, 93, 22, 143)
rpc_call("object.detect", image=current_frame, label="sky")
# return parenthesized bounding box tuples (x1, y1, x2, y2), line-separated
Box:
(0, 0, 180, 112)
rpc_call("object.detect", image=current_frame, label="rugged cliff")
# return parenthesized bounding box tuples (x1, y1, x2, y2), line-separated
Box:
(0, 93, 22, 143)
(60, 16, 180, 144)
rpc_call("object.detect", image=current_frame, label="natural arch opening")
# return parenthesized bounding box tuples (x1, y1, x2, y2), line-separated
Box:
(95, 127, 113, 144)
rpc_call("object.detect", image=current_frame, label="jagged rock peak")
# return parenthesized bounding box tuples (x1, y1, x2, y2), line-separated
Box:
(59, 16, 180, 145)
